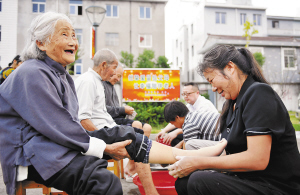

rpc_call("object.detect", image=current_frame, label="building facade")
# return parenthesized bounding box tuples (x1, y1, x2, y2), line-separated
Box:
(0, 0, 167, 77)
(170, 0, 300, 111)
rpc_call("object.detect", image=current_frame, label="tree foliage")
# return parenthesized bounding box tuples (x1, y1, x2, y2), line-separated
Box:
(120, 51, 134, 68)
(242, 19, 258, 48)
(253, 52, 266, 67)
(136, 49, 155, 68)
(156, 56, 170, 68)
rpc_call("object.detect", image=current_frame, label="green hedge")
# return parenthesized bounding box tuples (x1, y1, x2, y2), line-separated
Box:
(127, 102, 168, 127)
(293, 124, 300, 131)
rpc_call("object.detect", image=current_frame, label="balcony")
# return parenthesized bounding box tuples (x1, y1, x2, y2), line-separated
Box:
(268, 28, 300, 37)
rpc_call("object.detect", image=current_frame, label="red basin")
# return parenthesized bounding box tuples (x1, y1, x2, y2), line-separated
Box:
(158, 138, 171, 146)
(133, 171, 177, 195)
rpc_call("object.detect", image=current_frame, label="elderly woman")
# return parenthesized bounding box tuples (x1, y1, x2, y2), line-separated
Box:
(0, 12, 129, 195)
(0, 12, 229, 195)
(170, 45, 300, 195)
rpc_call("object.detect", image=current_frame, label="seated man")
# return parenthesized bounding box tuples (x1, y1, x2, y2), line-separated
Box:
(156, 82, 218, 147)
(74, 49, 159, 193)
(164, 101, 222, 150)
(102, 65, 152, 137)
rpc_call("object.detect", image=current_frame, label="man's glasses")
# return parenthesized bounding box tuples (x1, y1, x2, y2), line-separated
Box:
(181, 92, 196, 96)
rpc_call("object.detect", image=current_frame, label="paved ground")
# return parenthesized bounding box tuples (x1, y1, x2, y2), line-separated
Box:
(0, 133, 299, 195)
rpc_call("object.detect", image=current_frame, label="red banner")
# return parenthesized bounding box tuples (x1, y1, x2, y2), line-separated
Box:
(91, 27, 95, 59)
(122, 69, 180, 102)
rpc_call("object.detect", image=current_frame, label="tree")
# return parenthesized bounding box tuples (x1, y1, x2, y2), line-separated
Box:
(253, 52, 265, 67)
(155, 56, 170, 68)
(136, 49, 155, 68)
(67, 47, 83, 75)
(242, 19, 258, 48)
(120, 51, 134, 68)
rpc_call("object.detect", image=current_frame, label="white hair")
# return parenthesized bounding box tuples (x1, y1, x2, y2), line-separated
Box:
(93, 48, 118, 67)
(21, 12, 73, 61)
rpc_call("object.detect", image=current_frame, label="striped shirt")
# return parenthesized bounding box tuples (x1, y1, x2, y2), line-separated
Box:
(182, 111, 221, 142)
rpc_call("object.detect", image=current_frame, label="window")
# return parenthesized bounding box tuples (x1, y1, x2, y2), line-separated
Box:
(0, 0, 2, 12)
(216, 12, 226, 24)
(139, 6, 151, 19)
(106, 5, 118, 18)
(272, 21, 279, 28)
(75, 59, 82, 75)
(191, 24, 193, 34)
(282, 49, 296, 69)
(240, 13, 246, 25)
(0, 25, 1, 42)
(32, 0, 45, 13)
(75, 29, 83, 45)
(253, 14, 261, 26)
(105, 33, 119, 46)
(176, 39, 178, 48)
(139, 34, 152, 47)
(180, 42, 182, 52)
(191, 45, 194, 56)
(69, 0, 82, 16)
(176, 57, 178, 66)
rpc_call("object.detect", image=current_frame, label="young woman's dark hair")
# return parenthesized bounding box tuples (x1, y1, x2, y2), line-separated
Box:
(197, 45, 268, 132)
(164, 101, 189, 122)
(8, 55, 21, 66)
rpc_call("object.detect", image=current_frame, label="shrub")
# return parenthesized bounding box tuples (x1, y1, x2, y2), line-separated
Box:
(127, 102, 168, 127)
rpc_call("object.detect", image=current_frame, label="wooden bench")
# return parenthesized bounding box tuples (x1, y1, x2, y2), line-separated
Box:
(16, 180, 67, 195)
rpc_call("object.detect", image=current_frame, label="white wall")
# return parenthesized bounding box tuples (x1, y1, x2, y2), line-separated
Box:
(0, 0, 18, 68)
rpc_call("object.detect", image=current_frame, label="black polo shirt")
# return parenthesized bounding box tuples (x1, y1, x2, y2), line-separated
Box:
(221, 76, 300, 194)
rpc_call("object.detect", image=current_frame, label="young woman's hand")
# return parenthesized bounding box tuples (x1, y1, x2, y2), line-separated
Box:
(168, 156, 198, 178)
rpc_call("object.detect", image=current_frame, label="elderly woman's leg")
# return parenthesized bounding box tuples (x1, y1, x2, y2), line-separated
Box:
(87, 126, 226, 164)
(27, 154, 122, 195)
(148, 139, 227, 164)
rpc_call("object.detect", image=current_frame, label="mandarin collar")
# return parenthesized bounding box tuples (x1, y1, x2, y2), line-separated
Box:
(105, 80, 113, 86)
(235, 76, 256, 108)
(88, 67, 103, 81)
(44, 56, 68, 74)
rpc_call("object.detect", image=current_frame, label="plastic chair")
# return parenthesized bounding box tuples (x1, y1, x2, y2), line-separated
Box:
(107, 159, 124, 179)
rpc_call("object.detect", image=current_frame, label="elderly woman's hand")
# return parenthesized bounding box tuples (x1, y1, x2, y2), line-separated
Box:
(168, 156, 198, 178)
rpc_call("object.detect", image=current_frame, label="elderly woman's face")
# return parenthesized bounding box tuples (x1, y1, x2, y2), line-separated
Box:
(39, 20, 78, 66)
(203, 66, 240, 100)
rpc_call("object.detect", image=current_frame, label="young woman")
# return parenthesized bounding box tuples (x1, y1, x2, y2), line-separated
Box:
(170, 45, 300, 195)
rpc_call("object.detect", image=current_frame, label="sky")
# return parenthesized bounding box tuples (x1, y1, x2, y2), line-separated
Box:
(165, 0, 300, 63)
(252, 0, 300, 17)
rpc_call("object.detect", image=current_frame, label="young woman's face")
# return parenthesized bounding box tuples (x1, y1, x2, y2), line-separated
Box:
(203, 67, 240, 100)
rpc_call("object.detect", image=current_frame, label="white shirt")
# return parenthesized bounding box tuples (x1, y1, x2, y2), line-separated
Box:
(75, 68, 117, 129)
(186, 95, 218, 113)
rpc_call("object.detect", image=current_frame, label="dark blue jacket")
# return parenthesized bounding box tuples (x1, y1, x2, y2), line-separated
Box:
(0, 57, 92, 195)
